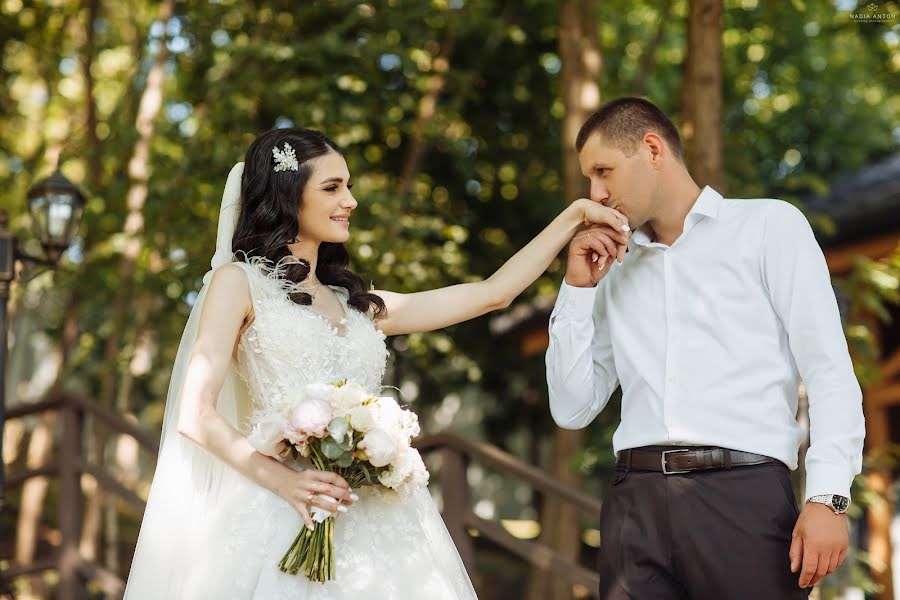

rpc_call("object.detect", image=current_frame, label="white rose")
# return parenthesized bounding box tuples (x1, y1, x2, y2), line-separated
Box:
(330, 382, 369, 417)
(376, 396, 403, 426)
(378, 448, 429, 496)
(402, 410, 420, 435)
(359, 428, 399, 467)
(349, 404, 379, 432)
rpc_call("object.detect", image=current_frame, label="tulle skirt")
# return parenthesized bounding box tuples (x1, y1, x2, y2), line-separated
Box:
(126, 458, 477, 599)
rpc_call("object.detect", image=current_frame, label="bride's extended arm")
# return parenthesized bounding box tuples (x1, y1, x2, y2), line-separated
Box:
(374, 199, 629, 336)
(176, 264, 353, 529)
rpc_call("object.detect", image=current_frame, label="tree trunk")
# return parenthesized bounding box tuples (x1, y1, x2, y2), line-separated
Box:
(82, 0, 102, 188)
(680, 0, 724, 192)
(81, 0, 173, 564)
(527, 3, 600, 599)
(630, 2, 673, 96)
(98, 0, 172, 411)
(14, 413, 54, 599)
(558, 0, 600, 210)
(397, 31, 455, 198)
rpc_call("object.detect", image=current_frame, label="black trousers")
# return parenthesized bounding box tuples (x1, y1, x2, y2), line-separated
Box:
(597, 450, 812, 600)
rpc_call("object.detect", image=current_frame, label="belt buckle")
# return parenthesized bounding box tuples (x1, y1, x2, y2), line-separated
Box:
(661, 449, 691, 475)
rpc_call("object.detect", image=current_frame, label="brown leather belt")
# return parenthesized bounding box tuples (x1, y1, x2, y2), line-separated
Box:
(616, 446, 777, 475)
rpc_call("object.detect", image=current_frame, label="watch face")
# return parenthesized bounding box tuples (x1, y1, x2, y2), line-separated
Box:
(832, 495, 850, 512)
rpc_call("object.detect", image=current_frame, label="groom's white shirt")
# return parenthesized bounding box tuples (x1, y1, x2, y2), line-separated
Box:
(546, 186, 864, 501)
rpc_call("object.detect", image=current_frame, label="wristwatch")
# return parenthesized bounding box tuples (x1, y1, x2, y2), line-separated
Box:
(806, 494, 850, 514)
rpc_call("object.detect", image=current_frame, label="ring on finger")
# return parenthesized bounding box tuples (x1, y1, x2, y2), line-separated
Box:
(305, 492, 316, 505)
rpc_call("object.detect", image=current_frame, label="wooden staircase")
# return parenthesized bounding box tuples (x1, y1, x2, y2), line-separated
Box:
(1, 393, 602, 599)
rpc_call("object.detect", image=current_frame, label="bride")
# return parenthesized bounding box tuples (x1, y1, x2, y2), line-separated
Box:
(123, 127, 629, 598)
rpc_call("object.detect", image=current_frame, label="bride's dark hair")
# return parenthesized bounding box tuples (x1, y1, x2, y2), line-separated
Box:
(232, 127, 385, 317)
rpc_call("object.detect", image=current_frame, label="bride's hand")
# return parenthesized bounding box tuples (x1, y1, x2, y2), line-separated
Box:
(277, 469, 357, 530)
(572, 197, 630, 232)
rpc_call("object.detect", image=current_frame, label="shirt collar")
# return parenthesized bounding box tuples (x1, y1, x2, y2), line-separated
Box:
(629, 186, 723, 248)
(689, 185, 723, 220)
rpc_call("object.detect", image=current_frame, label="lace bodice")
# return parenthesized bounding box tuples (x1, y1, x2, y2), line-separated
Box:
(231, 256, 388, 427)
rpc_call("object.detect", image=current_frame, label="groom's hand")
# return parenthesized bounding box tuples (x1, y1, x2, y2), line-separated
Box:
(564, 225, 630, 288)
(790, 502, 849, 588)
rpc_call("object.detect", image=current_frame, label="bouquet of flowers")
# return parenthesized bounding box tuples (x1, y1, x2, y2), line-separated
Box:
(247, 379, 429, 582)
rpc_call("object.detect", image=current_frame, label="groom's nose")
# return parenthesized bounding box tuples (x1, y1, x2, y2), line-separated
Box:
(590, 180, 610, 205)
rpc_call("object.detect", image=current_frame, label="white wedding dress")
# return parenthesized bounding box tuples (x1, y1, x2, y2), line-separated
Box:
(125, 255, 478, 599)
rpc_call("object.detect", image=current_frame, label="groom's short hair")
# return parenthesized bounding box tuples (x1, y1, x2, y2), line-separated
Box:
(576, 97, 684, 162)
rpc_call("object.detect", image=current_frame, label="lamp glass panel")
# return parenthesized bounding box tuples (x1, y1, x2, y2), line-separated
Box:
(47, 193, 74, 241)
(29, 196, 49, 243)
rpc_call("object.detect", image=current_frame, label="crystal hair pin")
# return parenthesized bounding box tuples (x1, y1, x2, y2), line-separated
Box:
(272, 142, 298, 172)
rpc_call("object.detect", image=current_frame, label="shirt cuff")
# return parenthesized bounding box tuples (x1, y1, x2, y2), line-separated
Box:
(554, 280, 599, 316)
(803, 463, 854, 503)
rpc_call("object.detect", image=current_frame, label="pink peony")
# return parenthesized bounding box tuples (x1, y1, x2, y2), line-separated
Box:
(248, 413, 290, 459)
(286, 398, 333, 443)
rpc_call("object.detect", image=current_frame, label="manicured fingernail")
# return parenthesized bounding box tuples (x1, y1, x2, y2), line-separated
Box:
(592, 254, 599, 262)
(307, 523, 315, 531)
(350, 493, 359, 501)
(621, 224, 630, 232)
(337, 505, 348, 513)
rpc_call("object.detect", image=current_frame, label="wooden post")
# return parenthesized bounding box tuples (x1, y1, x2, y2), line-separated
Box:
(0, 277, 9, 509)
(441, 447, 473, 574)
(860, 312, 896, 600)
(864, 401, 895, 600)
(58, 400, 84, 600)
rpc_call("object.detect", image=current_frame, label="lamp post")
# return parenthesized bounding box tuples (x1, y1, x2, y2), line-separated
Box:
(0, 167, 85, 508)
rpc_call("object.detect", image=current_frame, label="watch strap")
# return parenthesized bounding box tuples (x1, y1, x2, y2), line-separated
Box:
(806, 494, 850, 514)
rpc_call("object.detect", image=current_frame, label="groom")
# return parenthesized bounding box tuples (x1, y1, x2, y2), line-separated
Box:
(546, 97, 865, 599)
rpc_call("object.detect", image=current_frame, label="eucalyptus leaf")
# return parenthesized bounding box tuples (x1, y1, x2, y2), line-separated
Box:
(322, 439, 344, 460)
(335, 451, 354, 468)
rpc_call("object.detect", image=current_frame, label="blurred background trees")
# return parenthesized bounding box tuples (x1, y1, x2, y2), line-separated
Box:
(1, 0, 897, 598)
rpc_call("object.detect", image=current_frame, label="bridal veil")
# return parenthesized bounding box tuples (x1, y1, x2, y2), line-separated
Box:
(123, 162, 250, 598)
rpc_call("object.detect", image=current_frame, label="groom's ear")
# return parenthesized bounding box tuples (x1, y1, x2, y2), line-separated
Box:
(643, 133, 666, 167)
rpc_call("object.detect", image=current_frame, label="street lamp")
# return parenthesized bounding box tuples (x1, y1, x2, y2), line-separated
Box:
(0, 167, 85, 508)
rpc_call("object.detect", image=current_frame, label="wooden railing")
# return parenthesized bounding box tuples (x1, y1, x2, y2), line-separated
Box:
(2, 395, 602, 598)
(416, 433, 602, 596)
(2, 393, 158, 600)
